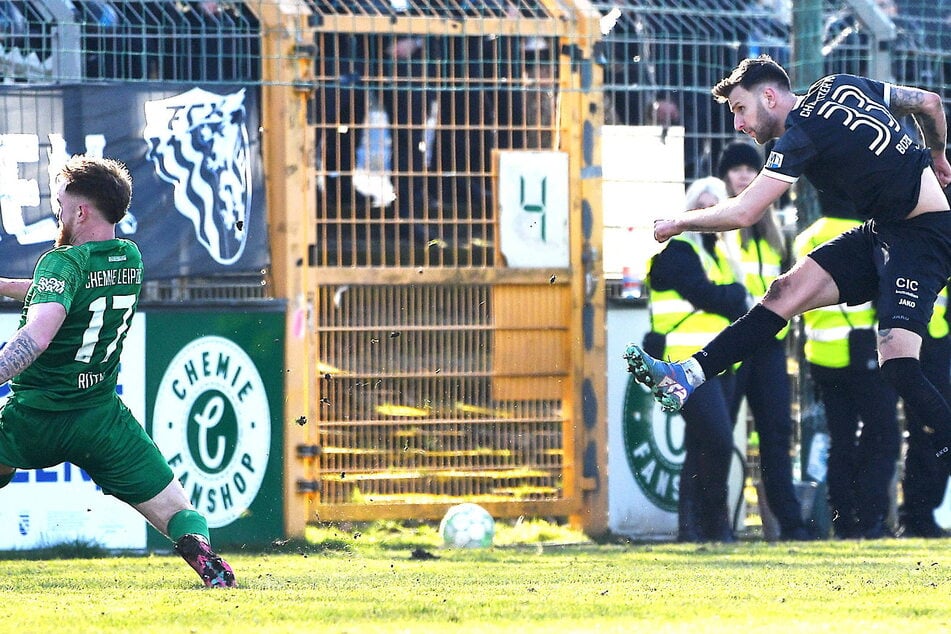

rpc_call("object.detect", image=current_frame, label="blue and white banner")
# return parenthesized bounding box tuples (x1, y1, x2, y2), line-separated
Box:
(0, 313, 148, 550)
(0, 84, 268, 279)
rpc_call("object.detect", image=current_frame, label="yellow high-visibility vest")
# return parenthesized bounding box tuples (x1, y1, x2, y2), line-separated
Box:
(794, 217, 876, 368)
(648, 234, 736, 360)
(730, 231, 788, 340)
(928, 287, 949, 340)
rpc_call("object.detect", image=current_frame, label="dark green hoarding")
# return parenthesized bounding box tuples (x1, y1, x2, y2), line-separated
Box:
(145, 307, 285, 549)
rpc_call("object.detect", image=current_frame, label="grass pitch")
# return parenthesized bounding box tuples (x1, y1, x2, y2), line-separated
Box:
(0, 521, 948, 633)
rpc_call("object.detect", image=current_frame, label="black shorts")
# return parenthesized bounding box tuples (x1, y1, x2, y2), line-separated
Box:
(808, 210, 951, 337)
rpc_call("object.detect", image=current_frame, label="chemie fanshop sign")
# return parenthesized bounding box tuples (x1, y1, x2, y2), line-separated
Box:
(0, 308, 284, 550)
(145, 308, 285, 548)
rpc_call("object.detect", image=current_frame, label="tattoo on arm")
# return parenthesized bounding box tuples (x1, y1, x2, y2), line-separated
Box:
(889, 86, 926, 117)
(890, 86, 947, 151)
(0, 331, 41, 384)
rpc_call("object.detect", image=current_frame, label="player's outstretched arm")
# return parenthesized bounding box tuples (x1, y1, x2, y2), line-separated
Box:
(0, 278, 33, 302)
(652, 173, 790, 242)
(0, 302, 66, 384)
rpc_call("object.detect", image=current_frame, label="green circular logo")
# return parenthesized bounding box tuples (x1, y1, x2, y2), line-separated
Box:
(187, 389, 238, 475)
(621, 375, 685, 512)
(152, 335, 271, 528)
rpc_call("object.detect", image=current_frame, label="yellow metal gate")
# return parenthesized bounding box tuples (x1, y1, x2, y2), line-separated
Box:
(256, 0, 607, 532)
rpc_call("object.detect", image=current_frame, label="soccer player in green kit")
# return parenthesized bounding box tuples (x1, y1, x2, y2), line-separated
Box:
(0, 155, 236, 588)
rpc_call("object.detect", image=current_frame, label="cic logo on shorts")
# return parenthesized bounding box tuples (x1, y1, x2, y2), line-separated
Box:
(152, 336, 271, 528)
(621, 377, 684, 512)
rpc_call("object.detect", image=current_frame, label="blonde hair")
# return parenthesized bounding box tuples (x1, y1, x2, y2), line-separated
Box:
(740, 210, 786, 256)
(684, 177, 727, 211)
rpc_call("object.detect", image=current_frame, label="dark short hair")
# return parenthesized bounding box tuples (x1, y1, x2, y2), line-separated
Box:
(58, 155, 132, 224)
(712, 55, 791, 103)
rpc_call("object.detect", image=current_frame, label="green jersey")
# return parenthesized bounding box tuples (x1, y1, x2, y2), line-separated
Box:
(12, 239, 143, 410)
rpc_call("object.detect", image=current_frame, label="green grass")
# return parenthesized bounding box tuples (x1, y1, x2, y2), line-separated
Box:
(0, 521, 948, 633)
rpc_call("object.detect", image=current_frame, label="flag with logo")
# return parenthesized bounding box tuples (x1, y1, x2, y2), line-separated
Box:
(0, 84, 268, 279)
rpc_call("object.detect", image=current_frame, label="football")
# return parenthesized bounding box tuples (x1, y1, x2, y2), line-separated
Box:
(439, 503, 495, 549)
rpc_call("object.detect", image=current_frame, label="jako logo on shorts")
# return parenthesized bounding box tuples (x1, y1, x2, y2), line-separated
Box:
(152, 335, 271, 528)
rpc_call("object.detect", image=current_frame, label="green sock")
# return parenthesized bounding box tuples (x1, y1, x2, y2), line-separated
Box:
(167, 509, 209, 543)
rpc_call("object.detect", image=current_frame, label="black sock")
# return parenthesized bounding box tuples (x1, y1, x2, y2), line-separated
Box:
(694, 304, 787, 377)
(881, 357, 951, 474)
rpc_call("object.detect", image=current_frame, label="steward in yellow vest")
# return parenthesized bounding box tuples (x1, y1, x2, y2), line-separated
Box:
(645, 202, 749, 542)
(794, 213, 900, 540)
(718, 140, 811, 540)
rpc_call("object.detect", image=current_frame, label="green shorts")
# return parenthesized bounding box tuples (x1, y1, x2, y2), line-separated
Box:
(0, 395, 174, 505)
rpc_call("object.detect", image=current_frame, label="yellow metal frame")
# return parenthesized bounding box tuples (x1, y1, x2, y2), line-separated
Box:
(562, 0, 608, 536)
(247, 0, 318, 537)
(251, 0, 607, 537)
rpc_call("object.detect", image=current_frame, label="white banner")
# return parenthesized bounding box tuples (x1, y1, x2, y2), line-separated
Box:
(601, 125, 684, 278)
(0, 313, 148, 550)
(497, 151, 570, 268)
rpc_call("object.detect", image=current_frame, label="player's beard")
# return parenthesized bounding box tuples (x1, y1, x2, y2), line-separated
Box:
(752, 103, 783, 145)
(55, 222, 73, 247)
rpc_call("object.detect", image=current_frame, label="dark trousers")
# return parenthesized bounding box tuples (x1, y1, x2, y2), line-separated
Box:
(380, 84, 431, 225)
(679, 371, 736, 542)
(315, 34, 432, 231)
(732, 337, 805, 535)
(901, 334, 951, 524)
(809, 363, 900, 537)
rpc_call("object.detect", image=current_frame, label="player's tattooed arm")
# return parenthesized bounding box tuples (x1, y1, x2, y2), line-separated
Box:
(889, 85, 948, 153)
(0, 330, 42, 384)
(0, 302, 67, 383)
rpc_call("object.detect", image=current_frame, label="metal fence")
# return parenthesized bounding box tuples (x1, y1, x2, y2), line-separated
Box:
(6, 2, 947, 251)
(594, 0, 951, 183)
(295, 2, 599, 521)
(312, 282, 568, 509)
(3, 0, 599, 524)
(6, 2, 950, 163)
(308, 6, 571, 269)
(595, 0, 790, 182)
(0, 0, 260, 83)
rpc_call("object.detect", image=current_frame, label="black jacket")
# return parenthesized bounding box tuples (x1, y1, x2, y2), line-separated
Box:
(649, 234, 749, 322)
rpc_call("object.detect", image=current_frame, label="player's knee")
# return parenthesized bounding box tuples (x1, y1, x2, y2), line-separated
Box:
(761, 275, 790, 308)
(762, 271, 819, 318)
(0, 468, 16, 489)
(765, 259, 839, 317)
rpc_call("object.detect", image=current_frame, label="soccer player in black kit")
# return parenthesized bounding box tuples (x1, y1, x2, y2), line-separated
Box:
(624, 55, 951, 478)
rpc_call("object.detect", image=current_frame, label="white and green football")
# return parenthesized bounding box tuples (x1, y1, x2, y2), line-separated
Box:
(439, 503, 495, 549)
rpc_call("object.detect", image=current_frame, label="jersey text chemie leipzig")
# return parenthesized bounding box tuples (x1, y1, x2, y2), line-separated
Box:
(12, 239, 142, 410)
(763, 74, 933, 222)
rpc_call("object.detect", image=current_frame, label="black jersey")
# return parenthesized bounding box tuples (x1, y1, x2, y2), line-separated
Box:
(762, 74, 933, 222)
